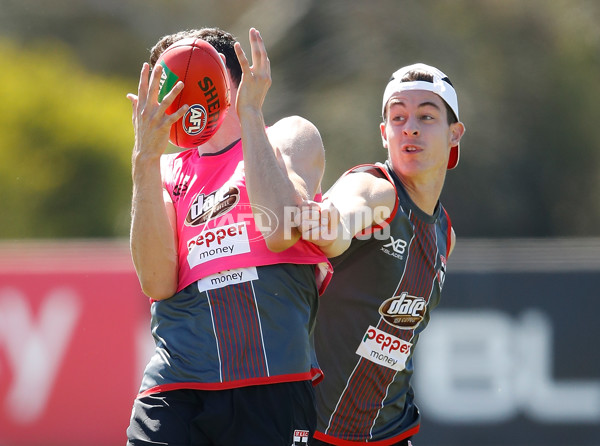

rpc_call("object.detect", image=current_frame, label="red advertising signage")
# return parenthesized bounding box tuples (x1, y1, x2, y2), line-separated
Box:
(0, 241, 152, 446)
(3, 239, 599, 446)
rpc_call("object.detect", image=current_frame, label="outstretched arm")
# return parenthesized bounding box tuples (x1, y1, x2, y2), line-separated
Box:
(234, 28, 325, 252)
(300, 171, 396, 258)
(127, 63, 188, 300)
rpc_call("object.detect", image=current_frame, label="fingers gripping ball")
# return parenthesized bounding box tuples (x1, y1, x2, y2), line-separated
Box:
(156, 38, 231, 148)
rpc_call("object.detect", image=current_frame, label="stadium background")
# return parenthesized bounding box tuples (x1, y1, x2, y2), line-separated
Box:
(0, 0, 599, 445)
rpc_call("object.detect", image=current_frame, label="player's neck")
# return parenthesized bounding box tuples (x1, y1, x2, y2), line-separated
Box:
(399, 173, 445, 216)
(196, 114, 242, 155)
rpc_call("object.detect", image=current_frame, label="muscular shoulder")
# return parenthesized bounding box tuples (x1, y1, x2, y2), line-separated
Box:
(266, 115, 323, 158)
(266, 116, 325, 199)
(330, 167, 395, 208)
(327, 167, 396, 227)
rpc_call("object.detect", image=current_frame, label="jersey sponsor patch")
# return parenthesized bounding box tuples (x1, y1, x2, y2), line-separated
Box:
(292, 429, 309, 445)
(185, 185, 240, 226)
(380, 235, 408, 260)
(356, 325, 412, 371)
(379, 292, 426, 329)
(186, 221, 251, 268)
(196, 266, 258, 292)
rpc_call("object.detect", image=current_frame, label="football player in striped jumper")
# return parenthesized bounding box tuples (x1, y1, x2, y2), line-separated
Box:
(126, 27, 331, 446)
(301, 63, 466, 446)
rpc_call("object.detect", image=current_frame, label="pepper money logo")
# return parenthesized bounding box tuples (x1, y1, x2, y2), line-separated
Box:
(379, 292, 427, 329)
(356, 325, 412, 371)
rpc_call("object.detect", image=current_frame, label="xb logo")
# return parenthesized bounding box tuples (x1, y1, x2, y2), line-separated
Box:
(383, 236, 407, 254)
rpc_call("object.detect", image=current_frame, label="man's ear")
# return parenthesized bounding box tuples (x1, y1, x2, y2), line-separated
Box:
(450, 121, 466, 147)
(380, 121, 388, 149)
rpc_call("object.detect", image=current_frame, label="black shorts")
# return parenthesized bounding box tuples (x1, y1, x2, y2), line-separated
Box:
(126, 381, 316, 446)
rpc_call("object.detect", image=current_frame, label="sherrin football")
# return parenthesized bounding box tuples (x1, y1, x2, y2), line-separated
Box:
(156, 38, 231, 148)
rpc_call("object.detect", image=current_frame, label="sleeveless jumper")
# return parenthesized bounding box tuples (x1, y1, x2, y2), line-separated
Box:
(313, 161, 452, 445)
(136, 140, 331, 396)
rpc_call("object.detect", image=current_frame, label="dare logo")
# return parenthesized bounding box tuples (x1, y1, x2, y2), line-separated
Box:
(185, 185, 240, 226)
(379, 292, 427, 329)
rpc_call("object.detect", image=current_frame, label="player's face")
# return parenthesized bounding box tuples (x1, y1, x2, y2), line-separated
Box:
(381, 90, 456, 178)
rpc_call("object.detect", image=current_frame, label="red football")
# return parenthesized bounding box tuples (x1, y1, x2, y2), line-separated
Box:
(156, 38, 231, 148)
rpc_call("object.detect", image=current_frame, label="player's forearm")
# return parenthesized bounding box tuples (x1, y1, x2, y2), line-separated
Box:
(130, 154, 178, 299)
(316, 235, 351, 259)
(238, 108, 301, 251)
(309, 211, 353, 259)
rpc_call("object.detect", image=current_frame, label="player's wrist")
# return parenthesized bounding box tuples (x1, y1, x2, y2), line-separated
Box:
(132, 148, 162, 165)
(237, 104, 265, 121)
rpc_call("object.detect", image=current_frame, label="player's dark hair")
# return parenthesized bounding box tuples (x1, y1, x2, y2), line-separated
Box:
(149, 27, 242, 86)
(384, 69, 458, 125)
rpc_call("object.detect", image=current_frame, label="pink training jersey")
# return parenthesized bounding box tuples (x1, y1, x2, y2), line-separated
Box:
(134, 139, 331, 396)
(160, 139, 331, 294)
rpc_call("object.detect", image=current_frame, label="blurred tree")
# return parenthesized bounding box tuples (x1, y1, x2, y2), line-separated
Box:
(268, 0, 600, 238)
(431, 0, 600, 237)
(0, 0, 599, 238)
(0, 39, 134, 238)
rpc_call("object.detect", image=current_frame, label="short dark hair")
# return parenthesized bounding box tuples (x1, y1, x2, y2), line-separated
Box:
(385, 69, 458, 125)
(149, 27, 242, 86)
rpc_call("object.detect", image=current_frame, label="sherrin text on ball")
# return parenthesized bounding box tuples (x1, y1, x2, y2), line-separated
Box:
(156, 38, 231, 148)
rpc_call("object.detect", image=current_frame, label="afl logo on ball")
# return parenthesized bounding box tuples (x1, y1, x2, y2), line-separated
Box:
(183, 104, 208, 136)
(379, 292, 427, 329)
